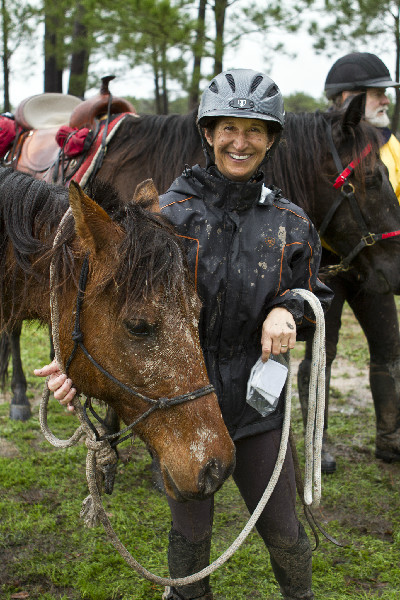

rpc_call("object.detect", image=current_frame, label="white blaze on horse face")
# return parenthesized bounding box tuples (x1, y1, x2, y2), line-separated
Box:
(190, 428, 218, 463)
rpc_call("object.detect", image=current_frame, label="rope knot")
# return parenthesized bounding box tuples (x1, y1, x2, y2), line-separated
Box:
(72, 330, 84, 343)
(85, 437, 109, 452)
(158, 397, 170, 408)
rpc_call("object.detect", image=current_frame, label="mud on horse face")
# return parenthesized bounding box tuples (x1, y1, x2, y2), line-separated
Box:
(57, 180, 235, 501)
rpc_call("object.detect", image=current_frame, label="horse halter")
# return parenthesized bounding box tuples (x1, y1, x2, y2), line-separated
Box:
(318, 120, 400, 279)
(65, 254, 215, 448)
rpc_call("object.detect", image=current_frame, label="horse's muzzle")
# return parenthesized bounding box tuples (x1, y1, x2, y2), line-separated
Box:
(164, 455, 236, 502)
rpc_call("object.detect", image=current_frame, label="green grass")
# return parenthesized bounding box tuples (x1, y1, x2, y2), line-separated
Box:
(0, 315, 400, 600)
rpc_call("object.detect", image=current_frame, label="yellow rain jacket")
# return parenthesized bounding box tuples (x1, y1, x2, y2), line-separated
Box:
(380, 133, 400, 201)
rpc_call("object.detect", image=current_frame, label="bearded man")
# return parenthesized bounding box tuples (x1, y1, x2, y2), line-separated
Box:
(325, 52, 400, 199)
(298, 52, 400, 473)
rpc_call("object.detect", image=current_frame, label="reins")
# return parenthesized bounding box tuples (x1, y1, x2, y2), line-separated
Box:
(318, 120, 400, 279)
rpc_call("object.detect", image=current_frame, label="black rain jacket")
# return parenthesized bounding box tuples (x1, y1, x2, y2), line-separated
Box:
(160, 164, 333, 441)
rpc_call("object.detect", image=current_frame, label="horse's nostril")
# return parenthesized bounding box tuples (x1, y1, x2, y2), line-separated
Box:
(198, 458, 233, 497)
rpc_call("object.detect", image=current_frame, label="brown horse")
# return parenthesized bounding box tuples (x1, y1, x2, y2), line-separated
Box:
(0, 166, 235, 500)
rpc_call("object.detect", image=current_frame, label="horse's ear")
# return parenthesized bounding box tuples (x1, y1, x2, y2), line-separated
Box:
(68, 180, 123, 255)
(133, 178, 160, 212)
(342, 93, 365, 133)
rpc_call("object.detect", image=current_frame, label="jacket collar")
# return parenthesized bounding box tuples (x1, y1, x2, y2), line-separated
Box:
(189, 164, 265, 211)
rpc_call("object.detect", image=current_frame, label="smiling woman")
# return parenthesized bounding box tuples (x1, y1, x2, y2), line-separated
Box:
(203, 117, 271, 181)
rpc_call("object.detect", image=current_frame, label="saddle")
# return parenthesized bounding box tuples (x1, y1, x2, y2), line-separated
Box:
(5, 75, 136, 185)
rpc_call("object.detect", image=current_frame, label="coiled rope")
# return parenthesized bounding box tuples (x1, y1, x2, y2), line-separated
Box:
(39, 209, 325, 586)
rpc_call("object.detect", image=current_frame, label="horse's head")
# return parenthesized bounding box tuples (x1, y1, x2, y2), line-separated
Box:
(269, 97, 400, 293)
(56, 180, 235, 501)
(318, 95, 400, 292)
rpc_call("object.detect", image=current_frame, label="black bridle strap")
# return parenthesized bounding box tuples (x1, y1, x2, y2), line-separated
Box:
(65, 255, 215, 446)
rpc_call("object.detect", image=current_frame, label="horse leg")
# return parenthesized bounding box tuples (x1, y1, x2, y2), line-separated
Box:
(371, 361, 400, 461)
(349, 292, 400, 462)
(9, 323, 31, 421)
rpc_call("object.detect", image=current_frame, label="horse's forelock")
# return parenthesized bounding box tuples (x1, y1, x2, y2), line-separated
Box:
(111, 204, 191, 311)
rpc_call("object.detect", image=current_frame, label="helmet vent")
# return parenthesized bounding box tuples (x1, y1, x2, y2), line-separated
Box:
(250, 75, 263, 93)
(262, 84, 279, 99)
(225, 73, 236, 92)
(209, 81, 219, 94)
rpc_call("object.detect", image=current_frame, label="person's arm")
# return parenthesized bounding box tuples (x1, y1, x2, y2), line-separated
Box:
(34, 359, 77, 411)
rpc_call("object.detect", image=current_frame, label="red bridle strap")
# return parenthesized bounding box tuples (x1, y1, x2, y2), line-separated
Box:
(381, 230, 400, 240)
(333, 143, 372, 189)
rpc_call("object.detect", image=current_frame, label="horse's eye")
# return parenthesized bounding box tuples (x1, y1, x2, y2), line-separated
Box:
(124, 319, 155, 337)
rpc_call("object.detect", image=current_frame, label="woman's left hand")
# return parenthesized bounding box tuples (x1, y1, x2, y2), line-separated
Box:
(261, 307, 296, 360)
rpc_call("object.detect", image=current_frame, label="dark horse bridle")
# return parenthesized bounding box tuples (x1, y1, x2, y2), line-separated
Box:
(65, 254, 214, 448)
(318, 119, 400, 279)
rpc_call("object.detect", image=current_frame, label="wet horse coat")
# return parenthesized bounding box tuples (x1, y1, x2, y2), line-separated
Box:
(0, 168, 235, 499)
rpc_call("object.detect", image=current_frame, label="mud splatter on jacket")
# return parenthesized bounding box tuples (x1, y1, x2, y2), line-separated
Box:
(160, 164, 332, 441)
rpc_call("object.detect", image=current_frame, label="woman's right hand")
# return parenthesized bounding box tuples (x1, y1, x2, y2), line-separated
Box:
(34, 359, 77, 412)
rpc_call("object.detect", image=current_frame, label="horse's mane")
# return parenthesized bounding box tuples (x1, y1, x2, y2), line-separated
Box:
(103, 109, 204, 193)
(52, 179, 193, 311)
(0, 166, 69, 275)
(0, 167, 192, 322)
(266, 110, 381, 213)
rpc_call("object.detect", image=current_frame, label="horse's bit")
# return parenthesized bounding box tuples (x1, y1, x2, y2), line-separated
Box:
(64, 254, 215, 448)
(318, 120, 400, 278)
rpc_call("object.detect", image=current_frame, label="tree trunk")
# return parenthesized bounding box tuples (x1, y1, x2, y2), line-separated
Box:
(44, 3, 63, 92)
(153, 50, 162, 114)
(1, 0, 10, 111)
(161, 45, 168, 114)
(189, 0, 207, 110)
(68, 3, 89, 98)
(213, 0, 228, 76)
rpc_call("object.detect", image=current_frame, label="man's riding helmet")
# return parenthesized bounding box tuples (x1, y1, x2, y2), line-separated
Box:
(198, 68, 285, 130)
(325, 52, 400, 99)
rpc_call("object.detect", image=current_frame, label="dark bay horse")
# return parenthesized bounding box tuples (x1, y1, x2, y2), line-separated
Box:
(97, 94, 400, 295)
(5, 93, 400, 418)
(0, 166, 235, 500)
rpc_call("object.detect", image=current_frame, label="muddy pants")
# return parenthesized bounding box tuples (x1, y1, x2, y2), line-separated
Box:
(167, 428, 298, 547)
(165, 429, 314, 599)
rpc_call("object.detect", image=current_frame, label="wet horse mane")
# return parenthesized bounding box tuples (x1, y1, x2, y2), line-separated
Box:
(102, 109, 203, 193)
(0, 167, 191, 323)
(266, 110, 381, 214)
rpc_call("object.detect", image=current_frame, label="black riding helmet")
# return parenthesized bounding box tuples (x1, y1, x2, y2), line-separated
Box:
(197, 68, 285, 167)
(325, 52, 400, 100)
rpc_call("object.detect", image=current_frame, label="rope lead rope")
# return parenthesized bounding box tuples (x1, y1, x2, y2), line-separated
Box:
(40, 210, 325, 586)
